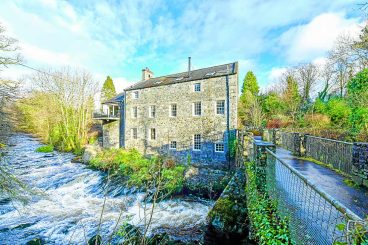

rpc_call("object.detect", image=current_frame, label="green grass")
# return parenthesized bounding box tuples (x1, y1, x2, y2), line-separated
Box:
(343, 178, 360, 189)
(35, 145, 54, 153)
(298, 157, 349, 178)
(0, 143, 6, 148)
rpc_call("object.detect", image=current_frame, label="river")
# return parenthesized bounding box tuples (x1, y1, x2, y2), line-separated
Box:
(0, 134, 213, 244)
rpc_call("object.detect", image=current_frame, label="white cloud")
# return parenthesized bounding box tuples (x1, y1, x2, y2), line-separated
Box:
(279, 13, 362, 63)
(21, 43, 72, 66)
(0, 0, 363, 92)
(268, 67, 287, 82)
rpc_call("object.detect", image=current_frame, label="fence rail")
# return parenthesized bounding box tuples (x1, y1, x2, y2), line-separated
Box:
(236, 131, 364, 244)
(265, 148, 360, 244)
(304, 135, 353, 176)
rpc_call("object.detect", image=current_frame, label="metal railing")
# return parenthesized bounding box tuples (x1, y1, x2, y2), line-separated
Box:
(304, 135, 353, 176)
(265, 148, 362, 244)
(93, 111, 119, 119)
(236, 131, 365, 244)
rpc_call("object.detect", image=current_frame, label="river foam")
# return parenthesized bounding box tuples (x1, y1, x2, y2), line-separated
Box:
(0, 134, 213, 244)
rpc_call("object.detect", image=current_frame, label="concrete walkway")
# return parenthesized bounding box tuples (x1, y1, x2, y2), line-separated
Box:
(275, 147, 368, 219)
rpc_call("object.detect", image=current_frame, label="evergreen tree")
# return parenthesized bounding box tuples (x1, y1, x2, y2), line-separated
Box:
(241, 71, 259, 95)
(101, 76, 116, 102)
(238, 71, 263, 127)
(282, 75, 301, 122)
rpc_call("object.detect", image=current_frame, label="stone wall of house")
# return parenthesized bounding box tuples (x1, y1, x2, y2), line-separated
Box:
(102, 120, 119, 148)
(124, 73, 238, 168)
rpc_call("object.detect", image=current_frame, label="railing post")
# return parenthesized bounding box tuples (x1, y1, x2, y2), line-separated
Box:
(243, 132, 254, 162)
(290, 132, 302, 156)
(254, 141, 275, 193)
(352, 142, 368, 188)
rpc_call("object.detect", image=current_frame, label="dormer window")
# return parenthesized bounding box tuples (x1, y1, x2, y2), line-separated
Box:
(133, 91, 139, 99)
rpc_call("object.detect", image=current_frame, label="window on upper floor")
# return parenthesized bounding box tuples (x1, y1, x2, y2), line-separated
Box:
(149, 105, 156, 118)
(150, 128, 156, 140)
(194, 83, 201, 92)
(131, 128, 138, 139)
(215, 142, 224, 152)
(216, 100, 225, 115)
(193, 102, 201, 116)
(133, 91, 139, 99)
(170, 104, 177, 117)
(132, 107, 138, 118)
(169, 141, 177, 150)
(193, 134, 201, 151)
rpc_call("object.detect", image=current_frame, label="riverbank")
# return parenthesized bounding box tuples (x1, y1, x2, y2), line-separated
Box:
(0, 134, 215, 244)
(83, 144, 232, 200)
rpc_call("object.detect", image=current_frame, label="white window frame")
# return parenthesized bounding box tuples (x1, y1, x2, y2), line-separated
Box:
(131, 128, 138, 139)
(150, 128, 156, 140)
(216, 100, 225, 115)
(170, 103, 177, 117)
(169, 141, 177, 150)
(194, 83, 201, 92)
(132, 107, 138, 118)
(133, 91, 139, 99)
(149, 105, 156, 118)
(193, 101, 202, 116)
(193, 134, 201, 151)
(215, 142, 225, 152)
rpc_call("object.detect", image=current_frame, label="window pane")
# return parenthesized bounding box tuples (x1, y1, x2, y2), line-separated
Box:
(132, 107, 138, 118)
(150, 105, 156, 118)
(171, 104, 177, 117)
(151, 128, 156, 140)
(194, 83, 201, 92)
(215, 142, 224, 152)
(132, 128, 137, 139)
(170, 141, 177, 149)
(217, 100, 225, 115)
(133, 91, 139, 99)
(194, 102, 201, 116)
(194, 134, 201, 150)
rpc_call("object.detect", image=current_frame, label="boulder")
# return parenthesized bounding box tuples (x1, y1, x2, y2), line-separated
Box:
(82, 144, 101, 163)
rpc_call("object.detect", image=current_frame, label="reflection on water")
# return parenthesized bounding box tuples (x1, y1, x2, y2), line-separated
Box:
(0, 134, 213, 244)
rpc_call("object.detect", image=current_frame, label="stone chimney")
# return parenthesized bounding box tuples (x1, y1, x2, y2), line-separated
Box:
(142, 67, 154, 81)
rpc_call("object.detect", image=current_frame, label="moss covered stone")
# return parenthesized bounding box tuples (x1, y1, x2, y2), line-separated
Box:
(206, 170, 248, 235)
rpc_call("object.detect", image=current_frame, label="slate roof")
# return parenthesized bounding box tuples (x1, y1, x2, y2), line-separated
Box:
(125, 62, 238, 91)
(102, 92, 124, 104)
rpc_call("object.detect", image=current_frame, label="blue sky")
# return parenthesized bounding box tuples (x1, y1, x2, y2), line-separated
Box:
(0, 0, 364, 92)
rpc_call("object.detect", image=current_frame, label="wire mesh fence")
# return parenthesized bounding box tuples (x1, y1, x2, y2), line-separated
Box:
(304, 135, 353, 176)
(265, 148, 362, 244)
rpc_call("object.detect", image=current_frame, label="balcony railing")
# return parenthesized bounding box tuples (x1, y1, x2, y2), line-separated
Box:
(93, 111, 120, 120)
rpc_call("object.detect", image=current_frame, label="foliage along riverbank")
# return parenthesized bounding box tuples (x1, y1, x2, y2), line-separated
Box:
(89, 148, 186, 196)
(86, 147, 232, 200)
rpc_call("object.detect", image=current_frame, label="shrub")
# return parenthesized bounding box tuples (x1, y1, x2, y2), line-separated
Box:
(245, 161, 291, 244)
(90, 149, 186, 194)
(35, 145, 54, 153)
(325, 98, 351, 126)
(303, 113, 330, 128)
(266, 115, 291, 128)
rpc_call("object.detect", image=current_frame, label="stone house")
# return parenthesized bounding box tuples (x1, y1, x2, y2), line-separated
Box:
(94, 60, 238, 168)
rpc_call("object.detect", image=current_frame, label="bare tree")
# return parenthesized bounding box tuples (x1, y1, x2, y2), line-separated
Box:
(0, 24, 22, 69)
(317, 61, 334, 100)
(18, 67, 98, 151)
(295, 63, 319, 104)
(327, 34, 357, 97)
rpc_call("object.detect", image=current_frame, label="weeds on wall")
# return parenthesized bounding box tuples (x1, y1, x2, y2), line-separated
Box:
(245, 161, 292, 244)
